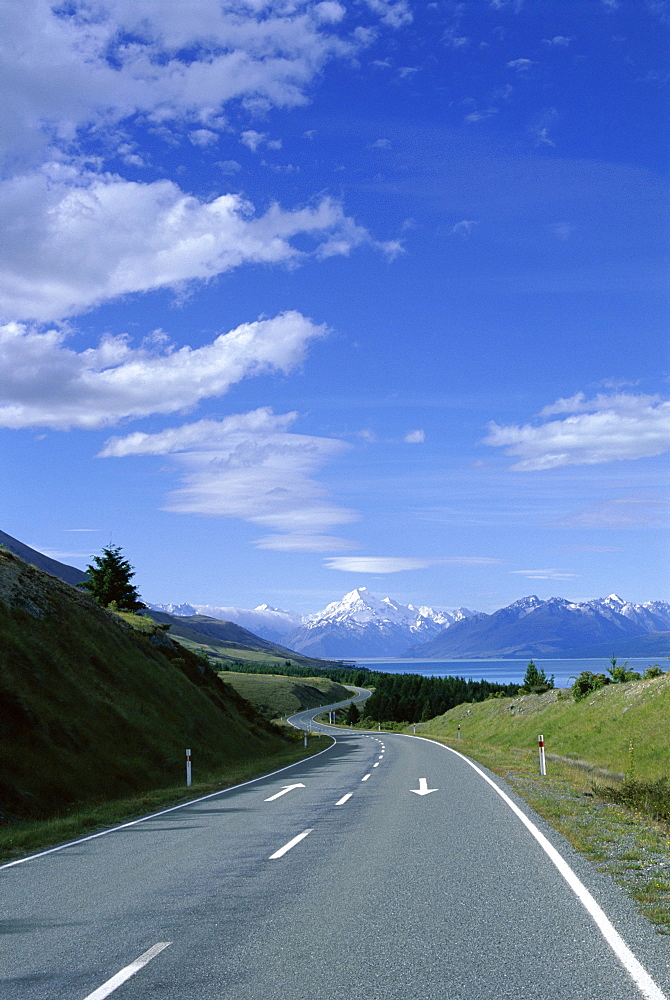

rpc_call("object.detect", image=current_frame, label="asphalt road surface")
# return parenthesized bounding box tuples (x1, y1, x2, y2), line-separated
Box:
(2, 689, 669, 1000)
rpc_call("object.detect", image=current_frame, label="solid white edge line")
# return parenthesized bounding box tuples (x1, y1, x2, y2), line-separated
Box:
(269, 828, 313, 859)
(82, 942, 171, 1000)
(0, 738, 338, 871)
(336, 793, 353, 806)
(403, 733, 668, 1000)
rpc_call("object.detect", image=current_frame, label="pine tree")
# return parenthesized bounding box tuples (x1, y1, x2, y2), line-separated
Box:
(79, 545, 144, 611)
(346, 701, 360, 725)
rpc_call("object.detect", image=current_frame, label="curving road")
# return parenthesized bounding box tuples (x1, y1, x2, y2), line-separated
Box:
(1, 689, 669, 1000)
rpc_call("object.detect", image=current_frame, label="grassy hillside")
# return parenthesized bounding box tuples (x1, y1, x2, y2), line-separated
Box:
(0, 549, 304, 821)
(218, 670, 352, 720)
(415, 673, 670, 779)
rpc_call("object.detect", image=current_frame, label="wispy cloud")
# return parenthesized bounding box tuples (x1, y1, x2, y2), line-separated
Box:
(0, 313, 325, 430)
(404, 429, 425, 443)
(325, 555, 501, 573)
(511, 568, 579, 580)
(450, 219, 479, 236)
(542, 36, 573, 47)
(506, 58, 535, 72)
(101, 408, 357, 549)
(483, 392, 670, 470)
(553, 497, 670, 530)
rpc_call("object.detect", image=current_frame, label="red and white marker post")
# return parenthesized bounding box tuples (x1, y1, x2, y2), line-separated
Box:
(186, 748, 192, 787)
(538, 734, 546, 776)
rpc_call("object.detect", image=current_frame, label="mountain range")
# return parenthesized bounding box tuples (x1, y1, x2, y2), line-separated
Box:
(4, 529, 669, 661)
(151, 588, 670, 659)
(150, 587, 474, 658)
(405, 594, 670, 660)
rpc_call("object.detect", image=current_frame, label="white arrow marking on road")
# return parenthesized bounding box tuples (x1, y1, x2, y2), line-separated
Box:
(410, 777, 438, 796)
(264, 783, 306, 802)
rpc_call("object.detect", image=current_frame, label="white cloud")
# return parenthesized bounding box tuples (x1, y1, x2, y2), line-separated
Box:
(313, 3, 346, 24)
(101, 407, 357, 546)
(189, 129, 218, 148)
(240, 130, 282, 153)
(464, 109, 497, 124)
(325, 556, 434, 573)
(324, 555, 500, 573)
(543, 35, 573, 46)
(254, 534, 358, 552)
(0, 166, 376, 322)
(482, 392, 670, 470)
(511, 569, 578, 580)
(217, 160, 242, 174)
(506, 58, 535, 72)
(0, 312, 325, 429)
(450, 219, 479, 236)
(368, 138, 391, 149)
(404, 429, 425, 443)
(1, 0, 384, 168)
(362, 0, 412, 28)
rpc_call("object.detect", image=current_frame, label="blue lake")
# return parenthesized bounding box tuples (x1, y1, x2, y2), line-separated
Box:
(353, 657, 666, 689)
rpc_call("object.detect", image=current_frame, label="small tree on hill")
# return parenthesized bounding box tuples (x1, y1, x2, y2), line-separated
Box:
(346, 701, 360, 725)
(520, 660, 554, 694)
(79, 545, 144, 611)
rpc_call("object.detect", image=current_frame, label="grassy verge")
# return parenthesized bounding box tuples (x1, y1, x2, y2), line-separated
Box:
(0, 737, 330, 866)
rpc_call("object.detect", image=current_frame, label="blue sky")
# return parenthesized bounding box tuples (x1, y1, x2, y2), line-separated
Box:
(1, 0, 668, 615)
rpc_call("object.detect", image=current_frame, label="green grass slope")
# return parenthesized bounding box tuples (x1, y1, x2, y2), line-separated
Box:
(0, 549, 296, 820)
(218, 671, 351, 720)
(416, 672, 670, 780)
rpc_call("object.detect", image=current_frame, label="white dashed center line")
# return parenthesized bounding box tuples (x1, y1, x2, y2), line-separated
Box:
(269, 829, 313, 859)
(82, 943, 171, 1000)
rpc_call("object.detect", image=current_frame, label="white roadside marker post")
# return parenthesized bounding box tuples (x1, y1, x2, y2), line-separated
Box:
(303, 732, 308, 747)
(413, 724, 416, 734)
(186, 748, 192, 788)
(538, 734, 546, 776)
(457, 724, 461, 741)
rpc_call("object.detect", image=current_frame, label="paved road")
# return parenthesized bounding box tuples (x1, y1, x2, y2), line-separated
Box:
(2, 692, 669, 1000)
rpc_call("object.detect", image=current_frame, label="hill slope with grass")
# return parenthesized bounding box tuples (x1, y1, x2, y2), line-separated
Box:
(416, 672, 670, 781)
(0, 549, 297, 821)
(218, 670, 352, 721)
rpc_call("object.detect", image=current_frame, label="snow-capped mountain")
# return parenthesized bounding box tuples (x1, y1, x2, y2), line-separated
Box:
(150, 587, 474, 657)
(146, 601, 299, 643)
(405, 594, 670, 659)
(282, 588, 474, 658)
(147, 589, 670, 660)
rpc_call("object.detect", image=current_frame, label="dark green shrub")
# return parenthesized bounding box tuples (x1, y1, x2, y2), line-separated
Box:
(571, 671, 610, 701)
